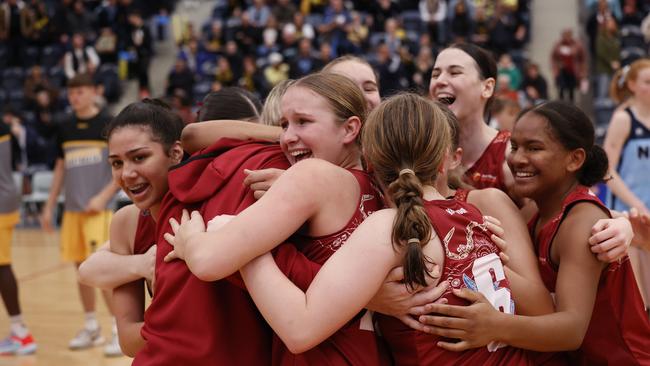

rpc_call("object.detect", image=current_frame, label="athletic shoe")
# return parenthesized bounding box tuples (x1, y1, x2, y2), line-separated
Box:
(69, 327, 104, 350)
(0, 332, 37, 355)
(103, 330, 122, 357)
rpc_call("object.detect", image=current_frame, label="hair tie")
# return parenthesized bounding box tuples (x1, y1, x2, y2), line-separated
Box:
(407, 238, 420, 245)
(399, 168, 415, 177)
(618, 65, 631, 88)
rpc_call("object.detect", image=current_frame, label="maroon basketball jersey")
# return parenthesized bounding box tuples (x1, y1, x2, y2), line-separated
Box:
(135, 139, 320, 365)
(530, 185, 650, 365)
(464, 130, 510, 191)
(377, 199, 542, 365)
(272, 169, 392, 366)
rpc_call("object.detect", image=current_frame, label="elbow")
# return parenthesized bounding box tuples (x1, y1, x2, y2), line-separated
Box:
(119, 340, 140, 358)
(188, 255, 231, 282)
(281, 332, 318, 354)
(180, 125, 199, 153)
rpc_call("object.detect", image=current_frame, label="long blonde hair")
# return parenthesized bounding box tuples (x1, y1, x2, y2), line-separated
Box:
(610, 58, 650, 104)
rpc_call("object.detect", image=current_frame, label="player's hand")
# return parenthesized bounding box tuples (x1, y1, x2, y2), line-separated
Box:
(138, 244, 156, 282)
(164, 210, 206, 262)
(39, 205, 54, 232)
(418, 288, 501, 351)
(589, 216, 632, 263)
(85, 194, 106, 214)
(628, 207, 650, 250)
(206, 214, 235, 232)
(243, 168, 285, 199)
(366, 266, 447, 331)
(483, 216, 509, 264)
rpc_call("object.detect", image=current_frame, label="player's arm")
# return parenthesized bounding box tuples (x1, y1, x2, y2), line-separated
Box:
(86, 180, 120, 214)
(419, 203, 607, 352)
(469, 188, 554, 316)
(78, 205, 155, 289)
(181, 120, 281, 153)
(165, 159, 354, 281)
(40, 157, 64, 231)
(241, 209, 400, 353)
(109, 205, 147, 356)
(604, 110, 647, 213)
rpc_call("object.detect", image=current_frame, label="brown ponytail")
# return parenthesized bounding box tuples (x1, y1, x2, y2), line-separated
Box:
(362, 93, 451, 290)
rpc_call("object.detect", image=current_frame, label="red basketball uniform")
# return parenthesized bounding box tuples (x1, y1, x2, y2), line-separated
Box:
(271, 169, 391, 366)
(453, 188, 470, 202)
(133, 210, 155, 255)
(135, 139, 322, 365)
(530, 185, 650, 365)
(464, 130, 510, 191)
(377, 199, 544, 365)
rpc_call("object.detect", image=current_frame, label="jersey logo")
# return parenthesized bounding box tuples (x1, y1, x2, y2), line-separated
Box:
(359, 194, 375, 219)
(443, 220, 488, 260)
(445, 207, 468, 216)
(638, 145, 649, 159)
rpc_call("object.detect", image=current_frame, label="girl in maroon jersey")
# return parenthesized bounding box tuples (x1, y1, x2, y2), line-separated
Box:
(165, 93, 555, 365)
(419, 101, 650, 364)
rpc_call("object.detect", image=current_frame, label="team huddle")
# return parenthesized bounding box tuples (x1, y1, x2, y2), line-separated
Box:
(2, 43, 650, 365)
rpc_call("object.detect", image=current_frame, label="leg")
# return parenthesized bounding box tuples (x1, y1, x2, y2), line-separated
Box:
(0, 265, 20, 316)
(76, 262, 96, 312)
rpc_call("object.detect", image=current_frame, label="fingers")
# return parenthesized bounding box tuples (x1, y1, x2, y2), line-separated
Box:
(418, 316, 469, 338)
(169, 218, 180, 234)
(452, 288, 483, 303)
(436, 340, 470, 352)
(421, 302, 467, 318)
(483, 215, 502, 227)
(163, 232, 176, 247)
(596, 246, 627, 263)
(590, 218, 609, 236)
(163, 250, 178, 263)
(490, 233, 508, 253)
(253, 190, 265, 200)
(409, 297, 448, 317)
(181, 209, 190, 223)
(484, 219, 504, 238)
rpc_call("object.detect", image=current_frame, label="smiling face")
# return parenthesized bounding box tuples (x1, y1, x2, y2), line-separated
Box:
(279, 85, 354, 166)
(328, 60, 381, 111)
(507, 113, 575, 202)
(629, 66, 650, 104)
(108, 126, 181, 216)
(429, 48, 494, 123)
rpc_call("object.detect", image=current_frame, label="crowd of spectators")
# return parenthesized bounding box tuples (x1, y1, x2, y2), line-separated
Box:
(0, 0, 176, 174)
(165, 0, 535, 126)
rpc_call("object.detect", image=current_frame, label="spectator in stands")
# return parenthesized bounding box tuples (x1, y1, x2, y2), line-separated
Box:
(95, 0, 119, 30)
(521, 62, 549, 105)
(239, 55, 268, 96)
(551, 28, 587, 102)
(419, 0, 447, 45)
(264, 52, 289, 88)
(66, 0, 95, 39)
(167, 58, 195, 98)
(27, 0, 52, 47)
(488, 97, 520, 132)
(223, 40, 244, 81)
(202, 20, 224, 54)
(494, 73, 519, 104)
(0, 0, 33, 66)
(215, 56, 235, 87)
(487, 1, 518, 57)
(272, 0, 297, 26)
(411, 47, 434, 94)
(179, 39, 207, 76)
(595, 16, 621, 99)
(449, 0, 473, 43)
(29, 88, 58, 169)
(171, 89, 196, 125)
(319, 0, 351, 58)
(371, 0, 401, 33)
(345, 11, 369, 55)
(497, 53, 522, 90)
(471, 5, 491, 48)
(64, 33, 101, 80)
(292, 12, 315, 40)
(24, 66, 58, 111)
(248, 0, 271, 29)
(379, 17, 404, 55)
(1, 107, 26, 171)
(94, 27, 118, 64)
(289, 38, 320, 79)
(374, 42, 408, 96)
(126, 11, 153, 98)
(279, 23, 299, 61)
(586, 0, 617, 56)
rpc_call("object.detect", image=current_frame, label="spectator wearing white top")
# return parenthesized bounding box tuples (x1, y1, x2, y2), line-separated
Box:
(63, 33, 100, 80)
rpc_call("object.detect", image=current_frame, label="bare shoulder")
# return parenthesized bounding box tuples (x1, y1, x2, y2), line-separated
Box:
(110, 204, 140, 254)
(285, 159, 359, 192)
(468, 187, 511, 207)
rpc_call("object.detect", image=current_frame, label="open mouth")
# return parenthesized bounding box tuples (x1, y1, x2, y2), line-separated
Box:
(290, 149, 312, 163)
(514, 171, 536, 179)
(437, 95, 456, 106)
(128, 183, 149, 196)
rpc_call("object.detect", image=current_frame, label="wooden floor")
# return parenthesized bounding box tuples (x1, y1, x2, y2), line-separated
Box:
(0, 228, 131, 366)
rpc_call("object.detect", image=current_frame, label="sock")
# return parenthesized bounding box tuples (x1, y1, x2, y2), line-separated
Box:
(84, 312, 99, 331)
(9, 315, 28, 338)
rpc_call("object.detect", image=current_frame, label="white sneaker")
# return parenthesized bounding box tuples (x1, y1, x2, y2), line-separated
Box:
(69, 327, 104, 350)
(103, 330, 122, 357)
